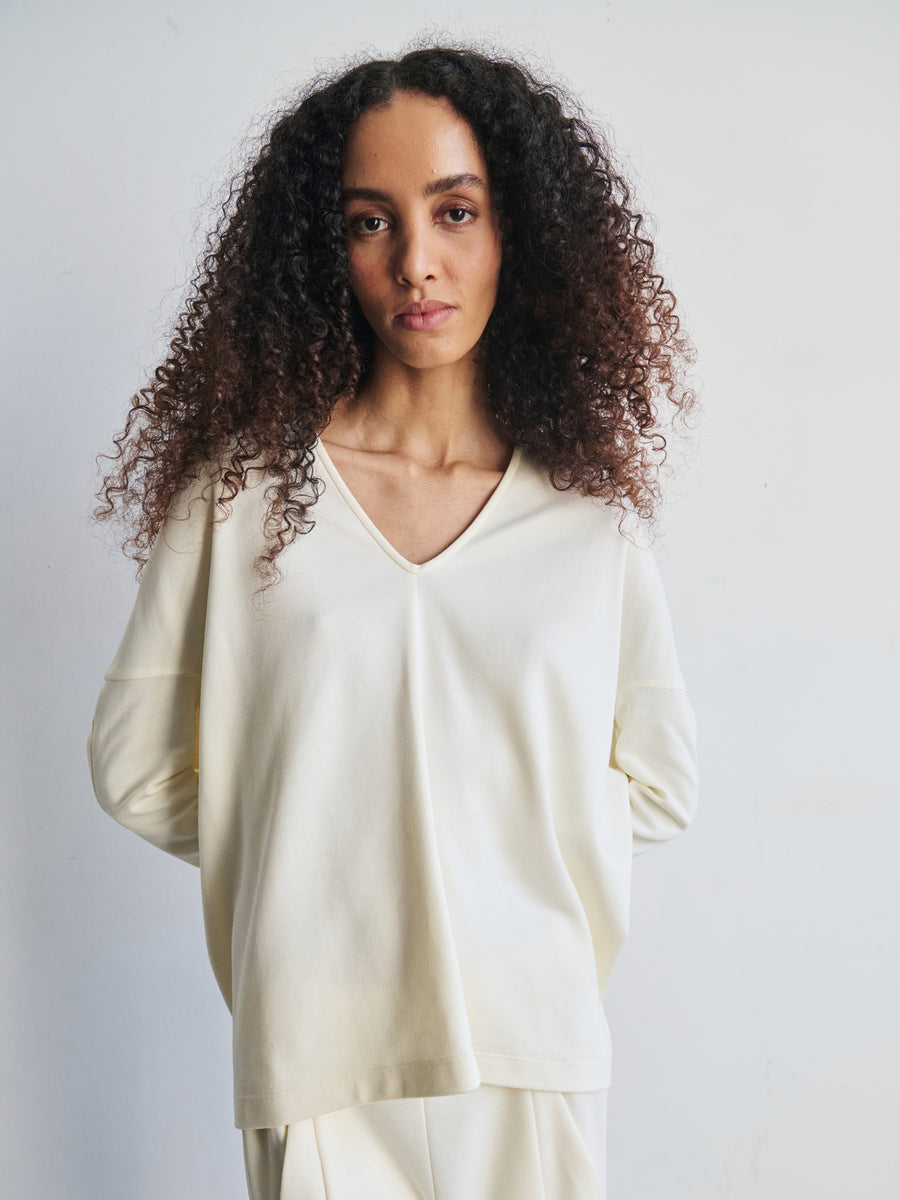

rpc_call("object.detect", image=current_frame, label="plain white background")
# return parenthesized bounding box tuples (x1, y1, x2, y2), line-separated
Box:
(2, 1, 898, 1196)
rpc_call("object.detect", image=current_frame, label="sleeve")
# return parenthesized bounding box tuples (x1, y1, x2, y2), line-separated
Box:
(610, 540, 699, 856)
(86, 478, 215, 866)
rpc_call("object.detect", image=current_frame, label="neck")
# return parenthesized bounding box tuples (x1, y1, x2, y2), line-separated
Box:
(327, 354, 511, 469)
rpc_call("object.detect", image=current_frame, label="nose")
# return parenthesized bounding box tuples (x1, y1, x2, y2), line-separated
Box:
(394, 220, 438, 288)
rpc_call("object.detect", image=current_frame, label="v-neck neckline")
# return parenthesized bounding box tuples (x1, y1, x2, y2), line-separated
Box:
(313, 436, 523, 575)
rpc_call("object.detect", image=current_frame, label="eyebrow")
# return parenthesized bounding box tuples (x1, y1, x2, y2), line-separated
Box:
(342, 173, 489, 204)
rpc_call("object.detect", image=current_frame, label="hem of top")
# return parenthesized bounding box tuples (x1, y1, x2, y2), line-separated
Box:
(618, 680, 687, 690)
(103, 670, 202, 681)
(233, 1050, 611, 1129)
(234, 1053, 482, 1129)
(474, 1050, 611, 1093)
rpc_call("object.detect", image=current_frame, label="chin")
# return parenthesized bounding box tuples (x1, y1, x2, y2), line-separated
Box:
(377, 334, 483, 374)
(403, 350, 472, 371)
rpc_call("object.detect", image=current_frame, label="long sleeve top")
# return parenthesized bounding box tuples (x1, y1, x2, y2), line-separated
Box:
(87, 437, 699, 1130)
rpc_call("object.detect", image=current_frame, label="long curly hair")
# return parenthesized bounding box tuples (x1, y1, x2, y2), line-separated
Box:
(95, 42, 695, 583)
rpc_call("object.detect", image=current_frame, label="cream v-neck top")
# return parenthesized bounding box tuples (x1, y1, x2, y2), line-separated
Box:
(87, 437, 699, 1130)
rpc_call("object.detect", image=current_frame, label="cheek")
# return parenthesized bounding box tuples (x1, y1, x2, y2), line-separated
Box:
(346, 253, 381, 309)
(470, 242, 502, 301)
(467, 230, 502, 284)
(346, 248, 363, 287)
(346, 235, 380, 275)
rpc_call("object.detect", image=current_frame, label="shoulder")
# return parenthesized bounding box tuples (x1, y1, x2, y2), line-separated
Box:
(522, 449, 654, 548)
(156, 441, 294, 550)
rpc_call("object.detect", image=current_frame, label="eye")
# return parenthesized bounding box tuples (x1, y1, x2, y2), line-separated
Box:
(350, 214, 389, 235)
(443, 206, 475, 225)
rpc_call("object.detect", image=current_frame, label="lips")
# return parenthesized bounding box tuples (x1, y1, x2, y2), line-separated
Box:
(395, 300, 455, 332)
(395, 299, 451, 314)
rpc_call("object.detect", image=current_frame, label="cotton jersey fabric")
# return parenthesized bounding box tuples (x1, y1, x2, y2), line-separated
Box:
(87, 437, 699, 1131)
(242, 1084, 608, 1200)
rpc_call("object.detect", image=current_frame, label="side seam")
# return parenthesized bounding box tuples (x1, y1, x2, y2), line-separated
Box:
(311, 1117, 330, 1200)
(421, 1097, 439, 1200)
(527, 1091, 549, 1200)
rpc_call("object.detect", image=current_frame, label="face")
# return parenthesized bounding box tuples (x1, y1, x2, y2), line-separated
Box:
(341, 90, 503, 375)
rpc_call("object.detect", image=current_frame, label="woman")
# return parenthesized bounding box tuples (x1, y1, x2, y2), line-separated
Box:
(88, 44, 699, 1200)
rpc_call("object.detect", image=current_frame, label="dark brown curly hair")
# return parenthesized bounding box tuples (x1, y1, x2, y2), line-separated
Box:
(95, 42, 695, 583)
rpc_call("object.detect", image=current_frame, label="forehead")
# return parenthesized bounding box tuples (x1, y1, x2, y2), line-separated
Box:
(341, 91, 488, 187)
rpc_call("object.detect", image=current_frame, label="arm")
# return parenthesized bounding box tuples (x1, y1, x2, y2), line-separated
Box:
(611, 540, 699, 855)
(87, 478, 215, 866)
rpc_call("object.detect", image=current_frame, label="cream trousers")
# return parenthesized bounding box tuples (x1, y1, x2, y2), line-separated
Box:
(243, 1084, 608, 1200)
